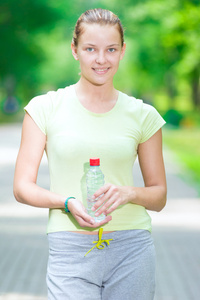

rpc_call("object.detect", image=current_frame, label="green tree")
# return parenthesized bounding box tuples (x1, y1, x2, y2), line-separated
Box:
(104, 0, 200, 109)
(2, 0, 199, 113)
(0, 0, 61, 102)
(0, 0, 106, 106)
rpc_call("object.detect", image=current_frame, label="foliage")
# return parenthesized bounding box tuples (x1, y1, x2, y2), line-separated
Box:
(0, 1, 59, 82)
(0, 0, 199, 112)
(120, 0, 200, 109)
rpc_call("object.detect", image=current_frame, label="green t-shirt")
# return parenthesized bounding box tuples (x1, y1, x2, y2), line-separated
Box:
(25, 84, 165, 233)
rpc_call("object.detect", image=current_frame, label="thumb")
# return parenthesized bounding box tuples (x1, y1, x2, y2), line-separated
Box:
(78, 211, 95, 225)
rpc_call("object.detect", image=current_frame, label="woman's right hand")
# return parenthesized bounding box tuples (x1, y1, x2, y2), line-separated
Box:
(67, 198, 112, 228)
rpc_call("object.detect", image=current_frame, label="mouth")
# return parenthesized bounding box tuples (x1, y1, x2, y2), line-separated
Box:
(92, 67, 110, 74)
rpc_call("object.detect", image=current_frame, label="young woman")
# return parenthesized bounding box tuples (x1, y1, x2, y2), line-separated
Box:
(14, 8, 167, 300)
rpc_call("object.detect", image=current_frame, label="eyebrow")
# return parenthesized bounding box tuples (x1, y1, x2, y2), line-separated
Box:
(83, 43, 120, 47)
(107, 44, 120, 47)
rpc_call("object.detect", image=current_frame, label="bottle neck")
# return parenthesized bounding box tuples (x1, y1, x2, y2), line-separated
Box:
(90, 165, 100, 168)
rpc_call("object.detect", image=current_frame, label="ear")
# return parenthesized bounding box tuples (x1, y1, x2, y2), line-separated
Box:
(71, 42, 79, 60)
(120, 42, 126, 60)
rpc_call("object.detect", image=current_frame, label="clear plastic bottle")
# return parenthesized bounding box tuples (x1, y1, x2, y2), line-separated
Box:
(86, 158, 105, 222)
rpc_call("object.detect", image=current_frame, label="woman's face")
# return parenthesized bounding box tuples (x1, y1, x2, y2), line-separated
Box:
(71, 23, 126, 86)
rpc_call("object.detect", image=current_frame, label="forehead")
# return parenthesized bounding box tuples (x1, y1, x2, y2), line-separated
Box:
(78, 23, 121, 45)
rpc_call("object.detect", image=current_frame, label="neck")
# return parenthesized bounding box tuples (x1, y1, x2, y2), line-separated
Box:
(75, 78, 117, 103)
(74, 79, 119, 113)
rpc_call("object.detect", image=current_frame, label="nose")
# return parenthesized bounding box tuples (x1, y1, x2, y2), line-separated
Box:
(95, 51, 107, 64)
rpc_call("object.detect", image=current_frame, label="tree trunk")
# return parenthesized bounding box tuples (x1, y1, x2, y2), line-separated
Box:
(165, 71, 177, 107)
(191, 66, 200, 109)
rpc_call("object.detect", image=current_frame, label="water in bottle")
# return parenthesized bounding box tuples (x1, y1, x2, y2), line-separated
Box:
(86, 158, 105, 222)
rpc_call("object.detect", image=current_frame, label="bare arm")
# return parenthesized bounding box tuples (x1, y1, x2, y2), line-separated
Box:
(131, 128, 167, 211)
(91, 129, 167, 215)
(13, 113, 65, 208)
(14, 113, 111, 227)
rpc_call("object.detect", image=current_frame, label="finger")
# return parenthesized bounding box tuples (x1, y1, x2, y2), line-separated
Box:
(76, 214, 112, 228)
(74, 211, 95, 226)
(92, 183, 111, 200)
(93, 215, 112, 226)
(95, 194, 119, 216)
(104, 201, 121, 215)
(93, 186, 119, 212)
(75, 215, 95, 227)
(92, 186, 115, 211)
(101, 215, 112, 223)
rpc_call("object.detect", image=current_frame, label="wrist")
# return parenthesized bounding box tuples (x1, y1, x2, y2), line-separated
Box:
(64, 197, 76, 213)
(127, 186, 137, 203)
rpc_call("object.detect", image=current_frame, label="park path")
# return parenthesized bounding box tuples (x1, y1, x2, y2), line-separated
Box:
(0, 123, 200, 300)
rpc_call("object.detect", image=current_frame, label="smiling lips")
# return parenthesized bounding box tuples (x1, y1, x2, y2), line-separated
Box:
(93, 67, 110, 74)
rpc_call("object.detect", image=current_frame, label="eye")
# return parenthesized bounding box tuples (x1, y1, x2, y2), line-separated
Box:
(86, 47, 95, 52)
(108, 48, 116, 53)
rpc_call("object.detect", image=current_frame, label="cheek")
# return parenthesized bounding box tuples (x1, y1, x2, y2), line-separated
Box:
(110, 56, 121, 67)
(80, 54, 94, 65)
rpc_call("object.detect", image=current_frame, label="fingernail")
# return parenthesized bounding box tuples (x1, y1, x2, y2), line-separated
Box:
(90, 219, 95, 224)
(91, 207, 95, 211)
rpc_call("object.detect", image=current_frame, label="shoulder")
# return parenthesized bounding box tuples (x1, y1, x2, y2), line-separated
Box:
(119, 91, 141, 107)
(46, 85, 71, 102)
(119, 91, 165, 143)
(24, 85, 72, 135)
(25, 85, 71, 111)
(119, 91, 156, 115)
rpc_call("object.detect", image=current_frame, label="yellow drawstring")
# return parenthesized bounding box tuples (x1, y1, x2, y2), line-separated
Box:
(84, 227, 113, 257)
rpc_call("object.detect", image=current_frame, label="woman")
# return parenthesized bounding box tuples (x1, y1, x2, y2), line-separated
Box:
(14, 8, 167, 300)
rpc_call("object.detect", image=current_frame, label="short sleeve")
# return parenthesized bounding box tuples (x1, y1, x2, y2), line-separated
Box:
(140, 103, 166, 143)
(24, 94, 52, 135)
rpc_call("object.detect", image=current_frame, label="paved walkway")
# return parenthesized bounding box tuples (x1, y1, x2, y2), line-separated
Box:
(0, 123, 200, 300)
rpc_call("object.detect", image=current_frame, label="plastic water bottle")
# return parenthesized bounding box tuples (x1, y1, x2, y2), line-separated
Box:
(86, 158, 105, 222)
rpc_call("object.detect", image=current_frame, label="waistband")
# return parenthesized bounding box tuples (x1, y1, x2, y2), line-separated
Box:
(48, 228, 152, 257)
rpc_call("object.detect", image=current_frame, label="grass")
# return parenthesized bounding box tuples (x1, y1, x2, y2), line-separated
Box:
(163, 126, 200, 194)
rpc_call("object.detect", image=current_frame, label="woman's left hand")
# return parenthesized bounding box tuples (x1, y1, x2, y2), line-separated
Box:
(91, 184, 133, 217)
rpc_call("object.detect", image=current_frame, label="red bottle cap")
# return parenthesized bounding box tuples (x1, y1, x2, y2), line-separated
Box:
(90, 158, 100, 166)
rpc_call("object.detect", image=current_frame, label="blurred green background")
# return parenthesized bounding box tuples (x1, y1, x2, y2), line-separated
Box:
(0, 0, 200, 186)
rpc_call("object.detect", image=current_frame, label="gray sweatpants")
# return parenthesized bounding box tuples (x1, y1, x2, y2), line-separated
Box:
(47, 229, 155, 300)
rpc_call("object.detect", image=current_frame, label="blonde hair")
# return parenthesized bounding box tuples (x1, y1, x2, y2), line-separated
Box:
(72, 8, 124, 47)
